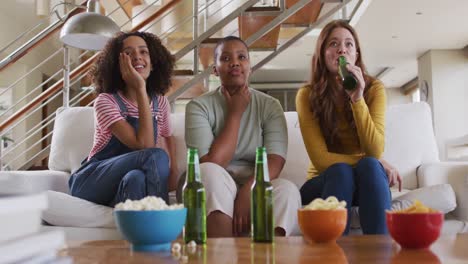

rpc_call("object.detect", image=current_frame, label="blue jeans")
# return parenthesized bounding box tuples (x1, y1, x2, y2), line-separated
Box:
(300, 157, 391, 235)
(69, 148, 170, 206)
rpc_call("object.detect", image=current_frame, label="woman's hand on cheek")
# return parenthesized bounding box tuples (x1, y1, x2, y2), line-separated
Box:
(119, 53, 146, 91)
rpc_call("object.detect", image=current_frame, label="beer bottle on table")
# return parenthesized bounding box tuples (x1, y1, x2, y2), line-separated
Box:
(182, 148, 207, 244)
(251, 146, 274, 243)
(338, 56, 358, 91)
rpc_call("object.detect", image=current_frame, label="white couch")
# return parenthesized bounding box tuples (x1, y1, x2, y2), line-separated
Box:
(0, 102, 467, 240)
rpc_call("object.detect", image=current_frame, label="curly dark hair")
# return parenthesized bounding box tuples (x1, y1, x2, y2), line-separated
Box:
(92, 31, 175, 97)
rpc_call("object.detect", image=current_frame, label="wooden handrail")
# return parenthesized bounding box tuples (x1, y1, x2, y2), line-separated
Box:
(0, 53, 98, 132)
(0, 0, 182, 133)
(117, 0, 143, 19)
(132, 0, 182, 32)
(0, 1, 87, 73)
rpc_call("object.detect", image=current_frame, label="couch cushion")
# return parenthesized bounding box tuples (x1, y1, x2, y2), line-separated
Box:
(42, 191, 115, 228)
(280, 112, 309, 188)
(171, 113, 188, 177)
(392, 183, 457, 214)
(0, 170, 70, 195)
(48, 107, 95, 174)
(382, 102, 439, 189)
(47, 103, 439, 192)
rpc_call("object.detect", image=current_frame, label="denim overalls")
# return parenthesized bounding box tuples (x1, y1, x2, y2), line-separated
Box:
(69, 93, 170, 206)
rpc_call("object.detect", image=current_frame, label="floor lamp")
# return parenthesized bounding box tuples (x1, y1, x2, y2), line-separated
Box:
(59, 0, 119, 107)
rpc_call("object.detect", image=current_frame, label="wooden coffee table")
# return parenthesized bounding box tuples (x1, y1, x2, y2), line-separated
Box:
(59, 234, 468, 263)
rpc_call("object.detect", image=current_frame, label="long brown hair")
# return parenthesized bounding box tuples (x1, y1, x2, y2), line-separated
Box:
(308, 20, 375, 150)
(92, 31, 175, 97)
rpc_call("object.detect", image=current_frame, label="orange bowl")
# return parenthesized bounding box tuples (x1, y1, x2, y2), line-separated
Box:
(297, 208, 347, 243)
(386, 211, 443, 249)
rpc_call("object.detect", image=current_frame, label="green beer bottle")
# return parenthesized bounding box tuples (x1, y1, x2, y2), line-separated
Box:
(182, 148, 207, 244)
(251, 147, 274, 243)
(338, 56, 358, 91)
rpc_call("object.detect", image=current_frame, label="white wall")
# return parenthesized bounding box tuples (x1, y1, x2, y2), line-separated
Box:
(0, 6, 65, 169)
(0, 62, 42, 169)
(418, 49, 468, 160)
(386, 88, 412, 106)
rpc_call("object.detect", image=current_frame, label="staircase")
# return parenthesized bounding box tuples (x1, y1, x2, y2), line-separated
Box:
(0, 0, 362, 171)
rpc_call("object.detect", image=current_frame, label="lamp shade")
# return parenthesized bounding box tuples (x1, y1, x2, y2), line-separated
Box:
(60, 10, 120, 50)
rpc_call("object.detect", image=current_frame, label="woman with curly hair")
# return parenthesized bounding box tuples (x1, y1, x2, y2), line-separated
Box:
(296, 20, 401, 234)
(69, 31, 177, 206)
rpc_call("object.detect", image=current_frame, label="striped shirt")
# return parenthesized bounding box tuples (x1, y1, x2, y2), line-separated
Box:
(88, 92, 172, 160)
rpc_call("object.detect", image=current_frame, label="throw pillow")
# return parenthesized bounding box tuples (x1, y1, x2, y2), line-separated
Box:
(392, 183, 457, 214)
(42, 191, 115, 228)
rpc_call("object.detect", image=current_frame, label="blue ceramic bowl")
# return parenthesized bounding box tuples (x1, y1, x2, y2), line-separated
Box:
(114, 208, 187, 252)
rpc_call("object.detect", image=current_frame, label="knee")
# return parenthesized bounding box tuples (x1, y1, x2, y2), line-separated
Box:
(143, 148, 169, 175)
(123, 170, 146, 186)
(199, 162, 228, 184)
(272, 179, 301, 203)
(356, 157, 380, 169)
(356, 157, 387, 183)
(200, 162, 225, 172)
(143, 148, 169, 163)
(325, 163, 354, 183)
(199, 162, 236, 195)
(272, 178, 299, 196)
(328, 163, 353, 175)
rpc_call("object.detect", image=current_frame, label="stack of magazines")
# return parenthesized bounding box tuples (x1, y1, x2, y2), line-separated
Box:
(0, 193, 69, 264)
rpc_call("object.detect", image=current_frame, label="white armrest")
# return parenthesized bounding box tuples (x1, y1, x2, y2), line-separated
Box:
(0, 170, 70, 195)
(417, 162, 468, 221)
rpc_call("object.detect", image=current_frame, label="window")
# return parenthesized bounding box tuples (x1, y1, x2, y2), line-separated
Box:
(263, 89, 298, 112)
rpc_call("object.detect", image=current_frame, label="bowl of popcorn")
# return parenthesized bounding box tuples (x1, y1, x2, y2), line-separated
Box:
(386, 200, 443, 249)
(297, 196, 347, 243)
(114, 196, 186, 252)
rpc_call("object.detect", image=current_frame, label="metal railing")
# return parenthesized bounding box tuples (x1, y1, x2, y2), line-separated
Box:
(0, 0, 258, 170)
(0, 0, 360, 170)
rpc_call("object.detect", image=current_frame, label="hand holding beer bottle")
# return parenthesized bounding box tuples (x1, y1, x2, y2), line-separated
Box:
(338, 56, 357, 91)
(338, 56, 365, 103)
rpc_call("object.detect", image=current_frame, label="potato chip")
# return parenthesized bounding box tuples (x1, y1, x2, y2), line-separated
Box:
(304, 196, 346, 210)
(392, 200, 439, 213)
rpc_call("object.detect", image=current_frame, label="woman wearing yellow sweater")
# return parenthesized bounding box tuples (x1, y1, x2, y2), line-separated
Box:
(296, 20, 401, 235)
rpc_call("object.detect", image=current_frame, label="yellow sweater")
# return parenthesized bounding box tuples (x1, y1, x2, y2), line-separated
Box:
(296, 80, 386, 179)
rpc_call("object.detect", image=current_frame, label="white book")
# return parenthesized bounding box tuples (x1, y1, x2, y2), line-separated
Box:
(0, 230, 65, 264)
(21, 251, 72, 264)
(0, 193, 48, 243)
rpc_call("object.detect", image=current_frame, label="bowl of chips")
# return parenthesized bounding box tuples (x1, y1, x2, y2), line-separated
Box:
(386, 200, 443, 249)
(298, 196, 347, 243)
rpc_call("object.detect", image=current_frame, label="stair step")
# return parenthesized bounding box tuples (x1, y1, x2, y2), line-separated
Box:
(173, 69, 194, 76)
(282, 0, 322, 26)
(280, 23, 310, 28)
(239, 11, 281, 50)
(249, 47, 277, 52)
(201, 38, 224, 45)
(168, 78, 207, 99)
(244, 6, 281, 13)
(199, 44, 216, 69)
